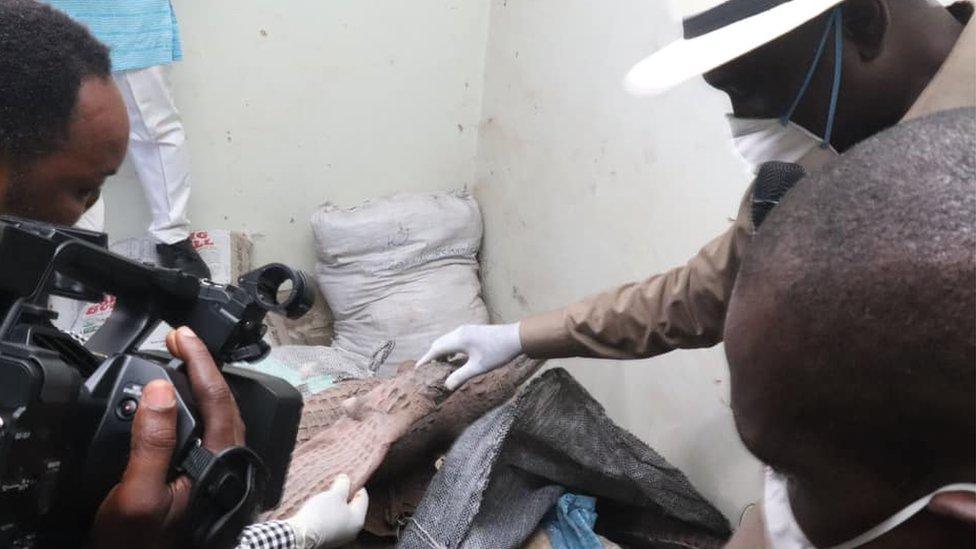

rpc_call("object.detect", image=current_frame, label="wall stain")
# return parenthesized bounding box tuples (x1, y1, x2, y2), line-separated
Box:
(511, 285, 529, 308)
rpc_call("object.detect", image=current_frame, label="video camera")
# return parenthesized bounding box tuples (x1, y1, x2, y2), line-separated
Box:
(0, 217, 311, 548)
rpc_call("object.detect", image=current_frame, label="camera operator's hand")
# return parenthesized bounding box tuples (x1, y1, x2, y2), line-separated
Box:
(91, 327, 246, 549)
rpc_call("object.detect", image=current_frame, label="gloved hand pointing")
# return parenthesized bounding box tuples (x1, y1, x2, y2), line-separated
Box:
(284, 475, 368, 549)
(416, 323, 523, 391)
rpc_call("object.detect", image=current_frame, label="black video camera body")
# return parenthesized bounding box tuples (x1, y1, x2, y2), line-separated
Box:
(0, 217, 311, 548)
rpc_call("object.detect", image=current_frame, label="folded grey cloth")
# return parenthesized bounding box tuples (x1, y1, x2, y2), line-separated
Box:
(399, 368, 731, 549)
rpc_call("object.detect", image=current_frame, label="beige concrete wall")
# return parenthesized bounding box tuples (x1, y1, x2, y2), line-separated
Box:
(471, 0, 763, 521)
(102, 0, 493, 273)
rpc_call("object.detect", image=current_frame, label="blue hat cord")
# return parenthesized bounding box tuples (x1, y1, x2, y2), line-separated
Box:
(780, 6, 844, 149)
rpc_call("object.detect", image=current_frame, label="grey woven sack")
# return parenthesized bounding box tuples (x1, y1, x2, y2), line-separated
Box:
(398, 368, 731, 549)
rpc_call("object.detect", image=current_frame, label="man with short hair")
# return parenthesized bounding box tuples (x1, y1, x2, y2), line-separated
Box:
(723, 107, 975, 548)
(0, 3, 365, 548)
(0, 0, 125, 225)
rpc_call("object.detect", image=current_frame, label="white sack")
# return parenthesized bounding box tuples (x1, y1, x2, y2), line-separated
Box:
(311, 190, 488, 375)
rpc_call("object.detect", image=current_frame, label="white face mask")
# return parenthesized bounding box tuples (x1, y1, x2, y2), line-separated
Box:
(763, 468, 976, 549)
(728, 116, 839, 173)
(727, 5, 844, 174)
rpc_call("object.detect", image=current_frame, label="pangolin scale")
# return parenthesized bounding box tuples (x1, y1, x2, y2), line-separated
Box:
(266, 356, 544, 521)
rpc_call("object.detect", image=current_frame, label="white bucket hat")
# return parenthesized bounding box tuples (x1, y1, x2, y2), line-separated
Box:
(624, 0, 846, 96)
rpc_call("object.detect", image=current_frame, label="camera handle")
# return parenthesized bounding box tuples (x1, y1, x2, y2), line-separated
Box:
(180, 442, 269, 549)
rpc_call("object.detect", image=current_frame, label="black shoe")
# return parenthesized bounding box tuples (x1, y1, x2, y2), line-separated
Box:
(157, 238, 212, 279)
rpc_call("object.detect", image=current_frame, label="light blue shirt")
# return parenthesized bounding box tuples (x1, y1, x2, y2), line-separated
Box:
(44, 1, 183, 73)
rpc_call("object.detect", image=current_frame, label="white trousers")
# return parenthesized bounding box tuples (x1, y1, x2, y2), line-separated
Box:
(77, 65, 193, 243)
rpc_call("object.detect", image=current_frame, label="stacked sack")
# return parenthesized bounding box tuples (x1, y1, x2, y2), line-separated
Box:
(311, 190, 489, 376)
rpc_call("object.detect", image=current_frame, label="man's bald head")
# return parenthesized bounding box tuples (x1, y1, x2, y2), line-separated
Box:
(725, 108, 975, 486)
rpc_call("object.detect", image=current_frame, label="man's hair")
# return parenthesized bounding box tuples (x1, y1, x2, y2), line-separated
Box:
(0, 0, 111, 166)
(735, 108, 975, 470)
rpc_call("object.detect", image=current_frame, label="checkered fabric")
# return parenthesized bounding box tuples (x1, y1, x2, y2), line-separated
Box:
(236, 520, 298, 549)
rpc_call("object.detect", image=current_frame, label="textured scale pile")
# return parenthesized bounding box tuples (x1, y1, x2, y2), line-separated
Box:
(267, 356, 544, 521)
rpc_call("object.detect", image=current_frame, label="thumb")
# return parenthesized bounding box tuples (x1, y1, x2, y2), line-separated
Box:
(329, 474, 352, 501)
(349, 488, 369, 521)
(121, 380, 179, 493)
(444, 359, 482, 391)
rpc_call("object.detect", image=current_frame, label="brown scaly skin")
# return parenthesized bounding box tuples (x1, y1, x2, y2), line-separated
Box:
(373, 355, 543, 483)
(268, 362, 453, 520)
(360, 462, 434, 537)
(267, 357, 544, 522)
(293, 379, 382, 446)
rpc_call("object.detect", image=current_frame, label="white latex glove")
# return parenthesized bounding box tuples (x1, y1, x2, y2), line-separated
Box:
(416, 323, 523, 391)
(285, 475, 368, 549)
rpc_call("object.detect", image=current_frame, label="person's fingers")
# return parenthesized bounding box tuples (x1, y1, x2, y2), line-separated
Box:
(329, 474, 352, 501)
(165, 330, 178, 356)
(91, 381, 179, 549)
(120, 380, 178, 495)
(349, 488, 369, 521)
(416, 331, 464, 367)
(173, 327, 245, 449)
(414, 348, 438, 368)
(165, 476, 194, 525)
(444, 360, 481, 391)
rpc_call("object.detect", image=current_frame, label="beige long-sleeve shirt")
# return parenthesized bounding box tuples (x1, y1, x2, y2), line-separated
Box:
(520, 20, 976, 361)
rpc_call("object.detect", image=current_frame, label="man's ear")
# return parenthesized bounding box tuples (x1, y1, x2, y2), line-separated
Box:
(842, 0, 889, 61)
(928, 491, 976, 524)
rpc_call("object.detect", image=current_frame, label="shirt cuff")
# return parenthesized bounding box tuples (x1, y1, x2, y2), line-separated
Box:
(520, 308, 582, 359)
(237, 520, 298, 549)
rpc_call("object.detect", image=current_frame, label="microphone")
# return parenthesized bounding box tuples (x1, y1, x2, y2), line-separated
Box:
(751, 161, 807, 229)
